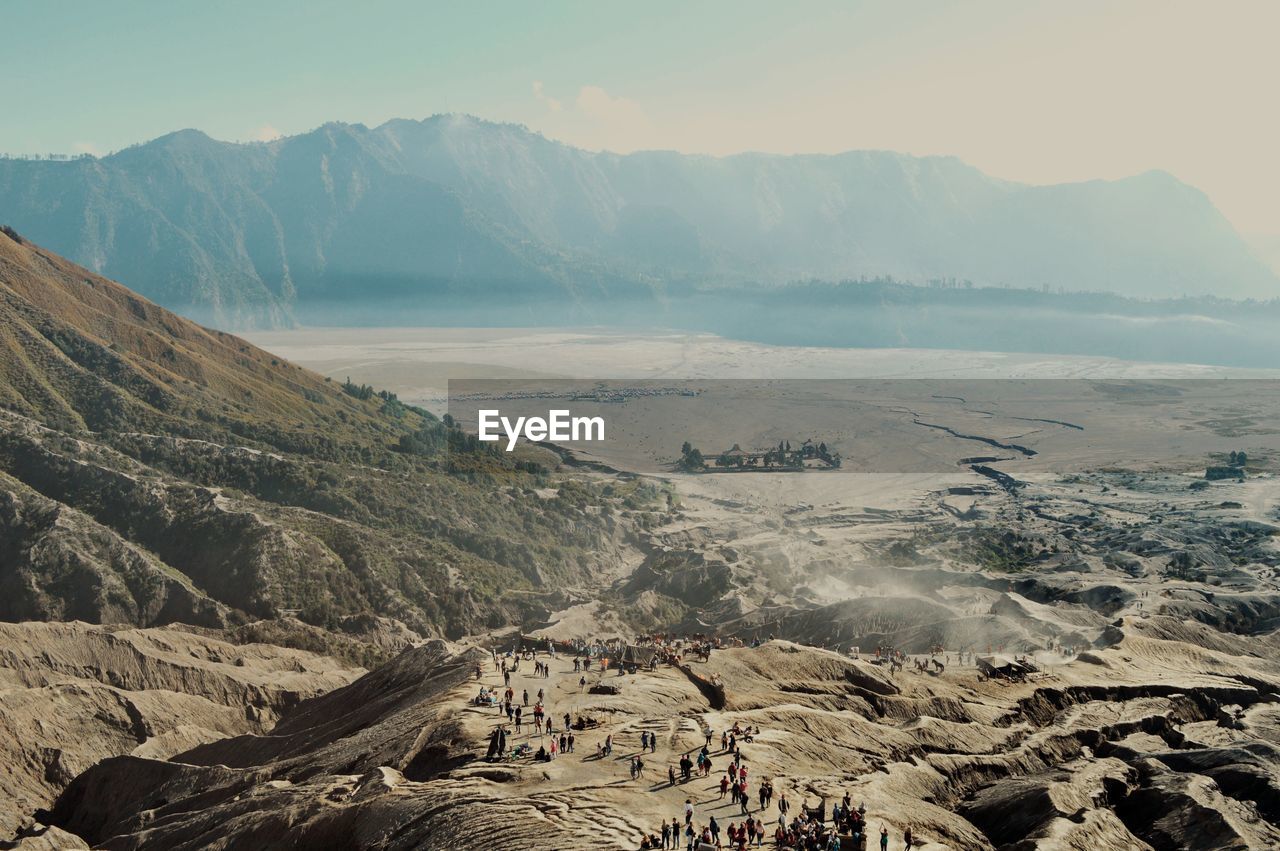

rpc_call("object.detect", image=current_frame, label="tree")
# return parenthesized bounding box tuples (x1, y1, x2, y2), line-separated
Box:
(341, 377, 374, 401)
(1169, 551, 1196, 580)
(678, 441, 705, 471)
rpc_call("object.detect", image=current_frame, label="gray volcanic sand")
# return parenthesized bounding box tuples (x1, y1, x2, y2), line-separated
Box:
(43, 635, 1280, 850)
(243, 327, 1280, 412)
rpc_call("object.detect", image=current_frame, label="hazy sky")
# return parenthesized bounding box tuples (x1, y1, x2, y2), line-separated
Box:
(5, 1, 1278, 235)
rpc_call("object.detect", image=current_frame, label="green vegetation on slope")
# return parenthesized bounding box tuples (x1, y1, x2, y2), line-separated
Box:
(0, 230, 660, 640)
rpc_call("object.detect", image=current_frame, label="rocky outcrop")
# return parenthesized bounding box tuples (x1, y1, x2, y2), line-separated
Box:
(0, 470, 229, 627)
(48, 640, 484, 848)
(0, 233, 647, 646)
(0, 621, 358, 839)
(26, 625, 1280, 850)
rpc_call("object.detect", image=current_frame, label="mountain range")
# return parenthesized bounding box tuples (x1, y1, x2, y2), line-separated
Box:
(2, 115, 1275, 329)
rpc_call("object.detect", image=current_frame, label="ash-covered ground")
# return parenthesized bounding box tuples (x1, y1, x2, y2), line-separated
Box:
(17, 350, 1280, 850)
(516, 379, 1280, 849)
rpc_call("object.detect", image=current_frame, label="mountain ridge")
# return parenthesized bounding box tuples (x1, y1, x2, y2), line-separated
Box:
(1, 114, 1274, 328)
(0, 228, 649, 641)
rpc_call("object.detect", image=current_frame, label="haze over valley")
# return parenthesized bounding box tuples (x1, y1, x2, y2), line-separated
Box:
(3, 229, 1280, 849)
(2, 117, 1275, 353)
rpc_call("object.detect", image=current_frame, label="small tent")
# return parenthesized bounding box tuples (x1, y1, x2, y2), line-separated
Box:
(976, 654, 1039, 678)
(621, 644, 658, 668)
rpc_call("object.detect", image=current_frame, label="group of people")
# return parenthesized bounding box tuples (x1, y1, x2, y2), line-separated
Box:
(645, 730, 919, 851)
(646, 722, 782, 849)
(641, 790, 915, 851)
(771, 793, 914, 851)
(486, 685, 554, 735)
(476, 636, 923, 851)
(640, 814, 770, 850)
(479, 645, 575, 763)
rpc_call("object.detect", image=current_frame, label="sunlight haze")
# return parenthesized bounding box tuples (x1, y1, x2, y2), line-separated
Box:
(5, 1, 1278, 236)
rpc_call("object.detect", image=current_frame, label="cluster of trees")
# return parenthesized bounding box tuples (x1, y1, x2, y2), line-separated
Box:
(791, 439, 840, 467)
(1167, 551, 1204, 581)
(0, 152, 97, 161)
(340, 377, 387, 401)
(678, 441, 705, 471)
(397, 416, 494, 459)
(678, 438, 840, 471)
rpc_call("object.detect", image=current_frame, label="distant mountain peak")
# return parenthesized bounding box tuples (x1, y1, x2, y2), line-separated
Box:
(144, 127, 220, 149)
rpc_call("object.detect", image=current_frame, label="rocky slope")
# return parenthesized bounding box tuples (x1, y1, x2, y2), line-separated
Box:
(0, 621, 358, 841)
(0, 230, 651, 642)
(38, 627, 1280, 850)
(4, 230, 1280, 849)
(0, 232, 662, 845)
(1, 116, 1274, 327)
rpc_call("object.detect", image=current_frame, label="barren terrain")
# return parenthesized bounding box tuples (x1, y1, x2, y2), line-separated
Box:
(6, 268, 1280, 849)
